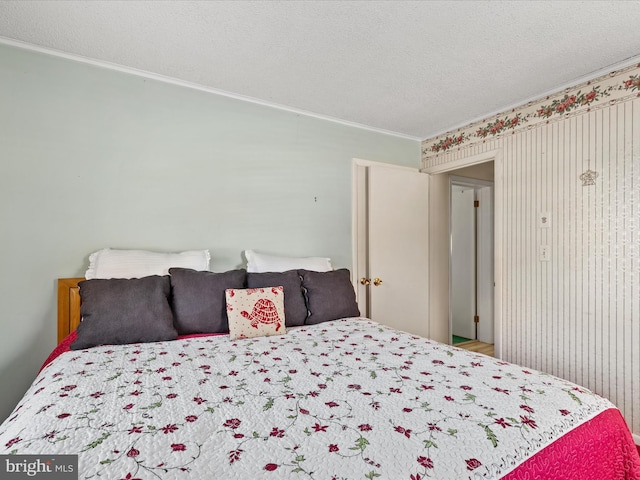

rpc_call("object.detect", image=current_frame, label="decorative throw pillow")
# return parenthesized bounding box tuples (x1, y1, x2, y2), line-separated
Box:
(300, 268, 361, 325)
(169, 268, 247, 334)
(247, 270, 307, 326)
(245, 249, 332, 273)
(70, 275, 178, 350)
(226, 286, 287, 340)
(85, 248, 210, 279)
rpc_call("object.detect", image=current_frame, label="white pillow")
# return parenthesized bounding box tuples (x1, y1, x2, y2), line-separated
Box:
(245, 250, 332, 273)
(85, 248, 210, 279)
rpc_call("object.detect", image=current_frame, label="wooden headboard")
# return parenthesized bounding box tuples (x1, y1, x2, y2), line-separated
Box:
(57, 278, 84, 343)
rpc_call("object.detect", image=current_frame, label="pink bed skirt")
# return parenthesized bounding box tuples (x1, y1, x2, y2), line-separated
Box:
(504, 407, 640, 479)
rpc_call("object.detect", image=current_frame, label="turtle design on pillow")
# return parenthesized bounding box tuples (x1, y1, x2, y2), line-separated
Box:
(225, 285, 286, 340)
(241, 298, 282, 331)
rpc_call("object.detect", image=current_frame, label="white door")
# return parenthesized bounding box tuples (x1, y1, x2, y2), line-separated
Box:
(353, 161, 430, 338)
(476, 186, 494, 343)
(449, 180, 495, 344)
(450, 186, 476, 340)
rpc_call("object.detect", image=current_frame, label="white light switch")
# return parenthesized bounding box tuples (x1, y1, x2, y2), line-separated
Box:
(539, 245, 551, 261)
(539, 212, 551, 228)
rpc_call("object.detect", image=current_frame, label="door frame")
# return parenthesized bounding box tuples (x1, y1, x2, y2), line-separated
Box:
(449, 176, 494, 344)
(351, 158, 428, 319)
(421, 149, 503, 358)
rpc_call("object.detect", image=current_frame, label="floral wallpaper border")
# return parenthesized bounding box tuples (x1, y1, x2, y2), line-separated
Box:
(422, 63, 640, 165)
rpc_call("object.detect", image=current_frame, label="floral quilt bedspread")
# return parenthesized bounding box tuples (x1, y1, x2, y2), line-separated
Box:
(0, 318, 615, 479)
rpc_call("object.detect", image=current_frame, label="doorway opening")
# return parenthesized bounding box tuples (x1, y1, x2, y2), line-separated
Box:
(422, 150, 500, 356)
(449, 176, 494, 348)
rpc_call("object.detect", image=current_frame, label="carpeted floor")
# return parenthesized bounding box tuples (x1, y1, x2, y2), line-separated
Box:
(452, 335, 472, 344)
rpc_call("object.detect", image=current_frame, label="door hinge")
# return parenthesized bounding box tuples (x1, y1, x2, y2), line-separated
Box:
(474, 200, 479, 208)
(473, 315, 480, 323)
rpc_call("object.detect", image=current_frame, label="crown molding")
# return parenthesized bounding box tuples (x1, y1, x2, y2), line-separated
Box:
(0, 36, 421, 142)
(422, 53, 640, 142)
(422, 56, 640, 165)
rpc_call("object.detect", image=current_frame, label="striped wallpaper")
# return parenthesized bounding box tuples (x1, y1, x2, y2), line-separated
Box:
(423, 95, 640, 436)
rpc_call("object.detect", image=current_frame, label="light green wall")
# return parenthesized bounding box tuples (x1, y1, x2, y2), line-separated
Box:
(0, 44, 419, 421)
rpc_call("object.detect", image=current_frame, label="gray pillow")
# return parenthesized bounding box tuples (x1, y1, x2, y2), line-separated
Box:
(71, 275, 178, 350)
(299, 269, 360, 325)
(247, 270, 308, 326)
(169, 268, 247, 334)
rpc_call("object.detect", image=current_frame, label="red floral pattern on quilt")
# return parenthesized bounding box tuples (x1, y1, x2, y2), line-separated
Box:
(1, 319, 637, 479)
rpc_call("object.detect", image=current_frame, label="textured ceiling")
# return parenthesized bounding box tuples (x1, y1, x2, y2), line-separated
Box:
(1, 1, 640, 140)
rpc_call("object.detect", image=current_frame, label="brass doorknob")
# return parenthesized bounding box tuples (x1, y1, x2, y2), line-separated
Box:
(360, 277, 371, 285)
(373, 277, 383, 286)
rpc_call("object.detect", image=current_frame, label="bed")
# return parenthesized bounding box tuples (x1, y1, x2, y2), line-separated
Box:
(2, 273, 639, 479)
